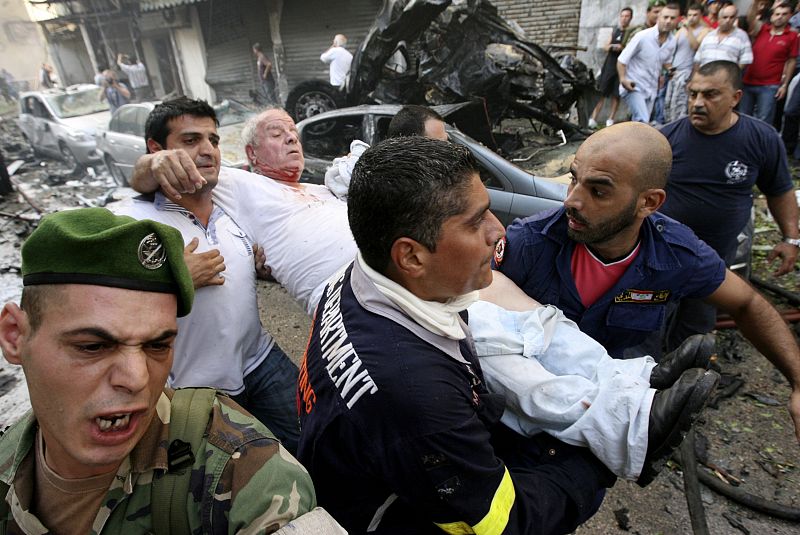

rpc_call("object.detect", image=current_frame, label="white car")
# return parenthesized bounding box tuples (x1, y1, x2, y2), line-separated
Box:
(17, 84, 110, 169)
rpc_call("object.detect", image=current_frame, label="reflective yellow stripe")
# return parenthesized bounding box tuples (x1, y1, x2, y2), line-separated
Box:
(434, 468, 515, 535)
(434, 521, 475, 534)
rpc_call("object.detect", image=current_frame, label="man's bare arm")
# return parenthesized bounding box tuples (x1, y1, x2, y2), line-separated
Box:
(776, 58, 797, 100)
(765, 188, 800, 275)
(617, 61, 635, 91)
(479, 271, 541, 311)
(747, 1, 767, 38)
(130, 149, 206, 199)
(705, 270, 800, 442)
(684, 26, 709, 51)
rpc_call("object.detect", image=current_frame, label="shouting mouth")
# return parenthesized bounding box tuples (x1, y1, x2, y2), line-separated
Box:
(95, 413, 131, 431)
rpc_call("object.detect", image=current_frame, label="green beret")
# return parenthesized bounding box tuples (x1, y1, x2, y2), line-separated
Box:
(21, 208, 193, 317)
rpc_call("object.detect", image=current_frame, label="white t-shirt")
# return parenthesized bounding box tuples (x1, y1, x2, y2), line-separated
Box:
(213, 167, 358, 315)
(114, 193, 274, 394)
(694, 28, 753, 67)
(320, 46, 353, 87)
(618, 26, 677, 100)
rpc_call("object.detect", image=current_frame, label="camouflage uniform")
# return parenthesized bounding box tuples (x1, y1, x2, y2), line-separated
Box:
(0, 390, 316, 534)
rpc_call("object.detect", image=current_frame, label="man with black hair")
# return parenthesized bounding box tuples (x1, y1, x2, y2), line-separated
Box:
(0, 208, 319, 533)
(495, 121, 800, 443)
(297, 136, 618, 534)
(741, 1, 798, 124)
(659, 60, 798, 356)
(617, 3, 679, 123)
(115, 97, 301, 454)
(386, 104, 448, 140)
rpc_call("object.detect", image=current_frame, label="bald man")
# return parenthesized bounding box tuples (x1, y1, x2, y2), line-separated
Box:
(495, 122, 800, 443)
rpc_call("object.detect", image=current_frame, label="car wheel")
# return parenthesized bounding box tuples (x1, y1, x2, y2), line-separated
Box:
(59, 143, 82, 172)
(104, 155, 129, 187)
(285, 80, 344, 123)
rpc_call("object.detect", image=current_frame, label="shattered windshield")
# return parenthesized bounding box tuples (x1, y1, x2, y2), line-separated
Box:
(43, 88, 108, 118)
(214, 99, 256, 127)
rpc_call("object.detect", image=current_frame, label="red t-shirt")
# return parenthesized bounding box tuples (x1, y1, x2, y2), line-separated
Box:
(743, 24, 799, 86)
(703, 16, 718, 29)
(571, 242, 640, 308)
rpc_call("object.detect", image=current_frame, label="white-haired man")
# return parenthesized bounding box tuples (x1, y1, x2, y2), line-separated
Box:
(131, 108, 356, 315)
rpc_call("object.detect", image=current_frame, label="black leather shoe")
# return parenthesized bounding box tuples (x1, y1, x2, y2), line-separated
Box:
(649, 334, 716, 390)
(637, 368, 719, 487)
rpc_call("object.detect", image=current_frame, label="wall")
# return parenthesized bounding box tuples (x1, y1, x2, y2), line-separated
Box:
(0, 0, 49, 90)
(171, 6, 213, 102)
(492, 0, 582, 46)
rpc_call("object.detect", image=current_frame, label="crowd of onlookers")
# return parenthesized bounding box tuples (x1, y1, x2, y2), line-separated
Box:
(593, 0, 800, 157)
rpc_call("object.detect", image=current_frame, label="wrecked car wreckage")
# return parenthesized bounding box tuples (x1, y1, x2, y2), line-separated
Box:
(286, 0, 594, 142)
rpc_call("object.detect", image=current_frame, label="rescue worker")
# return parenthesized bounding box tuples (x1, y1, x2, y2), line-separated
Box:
(494, 122, 800, 444)
(297, 137, 619, 534)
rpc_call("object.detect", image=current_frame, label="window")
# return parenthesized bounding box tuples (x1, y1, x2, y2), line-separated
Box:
(111, 107, 141, 136)
(301, 115, 365, 161)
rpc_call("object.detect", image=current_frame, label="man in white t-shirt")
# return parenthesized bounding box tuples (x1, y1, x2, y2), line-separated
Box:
(131, 107, 357, 316)
(617, 3, 679, 122)
(320, 34, 353, 88)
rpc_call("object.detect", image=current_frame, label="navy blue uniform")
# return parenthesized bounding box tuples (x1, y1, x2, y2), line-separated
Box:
(495, 207, 726, 358)
(297, 261, 614, 534)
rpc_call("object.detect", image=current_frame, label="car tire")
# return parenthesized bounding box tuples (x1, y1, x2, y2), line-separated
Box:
(59, 143, 83, 173)
(285, 80, 344, 123)
(104, 155, 129, 187)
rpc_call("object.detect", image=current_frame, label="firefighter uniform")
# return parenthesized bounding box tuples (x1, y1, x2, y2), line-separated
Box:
(297, 260, 614, 534)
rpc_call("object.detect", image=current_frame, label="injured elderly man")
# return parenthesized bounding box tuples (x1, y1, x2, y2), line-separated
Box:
(476, 271, 718, 485)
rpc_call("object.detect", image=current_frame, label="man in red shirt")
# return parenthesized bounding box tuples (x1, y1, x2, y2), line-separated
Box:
(703, 0, 721, 28)
(741, 1, 798, 123)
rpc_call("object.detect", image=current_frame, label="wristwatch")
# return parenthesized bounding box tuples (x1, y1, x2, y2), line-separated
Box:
(784, 237, 800, 247)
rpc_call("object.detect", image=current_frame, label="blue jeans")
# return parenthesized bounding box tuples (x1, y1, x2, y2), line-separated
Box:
(232, 343, 300, 454)
(740, 84, 780, 124)
(621, 90, 655, 123)
(652, 80, 668, 125)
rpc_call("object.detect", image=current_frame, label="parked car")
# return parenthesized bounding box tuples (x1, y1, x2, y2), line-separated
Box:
(297, 103, 569, 227)
(17, 84, 110, 169)
(96, 99, 256, 186)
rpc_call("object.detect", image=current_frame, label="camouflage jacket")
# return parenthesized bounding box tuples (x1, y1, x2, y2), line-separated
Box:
(0, 390, 316, 534)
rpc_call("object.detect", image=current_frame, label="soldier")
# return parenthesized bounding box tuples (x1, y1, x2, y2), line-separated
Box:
(0, 208, 319, 533)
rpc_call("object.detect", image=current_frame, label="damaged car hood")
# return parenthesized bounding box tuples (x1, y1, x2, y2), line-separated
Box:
(346, 0, 593, 129)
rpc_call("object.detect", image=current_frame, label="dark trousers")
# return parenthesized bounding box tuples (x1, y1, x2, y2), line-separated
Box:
(491, 424, 615, 534)
(782, 79, 800, 157)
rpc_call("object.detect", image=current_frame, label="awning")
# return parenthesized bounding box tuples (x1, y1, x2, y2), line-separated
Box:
(140, 0, 206, 12)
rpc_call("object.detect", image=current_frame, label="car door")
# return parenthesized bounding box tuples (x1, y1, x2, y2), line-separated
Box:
(104, 106, 147, 179)
(17, 97, 36, 142)
(31, 97, 59, 156)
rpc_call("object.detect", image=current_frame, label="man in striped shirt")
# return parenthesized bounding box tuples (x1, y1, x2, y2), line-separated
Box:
(694, 4, 753, 68)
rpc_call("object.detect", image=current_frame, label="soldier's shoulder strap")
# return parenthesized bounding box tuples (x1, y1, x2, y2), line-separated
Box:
(151, 387, 217, 535)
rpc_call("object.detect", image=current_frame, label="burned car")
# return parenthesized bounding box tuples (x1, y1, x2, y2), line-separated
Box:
(286, 0, 593, 135)
(297, 103, 569, 227)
